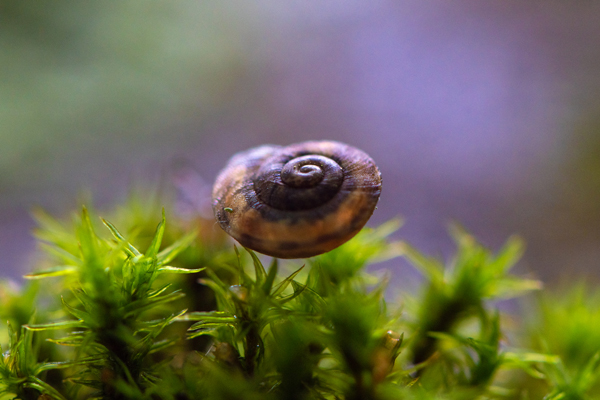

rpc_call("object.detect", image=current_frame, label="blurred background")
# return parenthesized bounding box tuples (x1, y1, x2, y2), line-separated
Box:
(2, 1, 600, 287)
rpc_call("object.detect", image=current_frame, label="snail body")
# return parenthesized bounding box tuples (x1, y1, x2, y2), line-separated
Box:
(212, 141, 382, 259)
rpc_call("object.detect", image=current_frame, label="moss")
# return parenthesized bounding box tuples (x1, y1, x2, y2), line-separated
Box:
(0, 190, 595, 399)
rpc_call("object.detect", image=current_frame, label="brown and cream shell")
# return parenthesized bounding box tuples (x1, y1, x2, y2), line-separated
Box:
(212, 141, 382, 259)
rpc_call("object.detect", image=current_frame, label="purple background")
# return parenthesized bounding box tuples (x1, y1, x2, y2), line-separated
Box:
(2, 1, 600, 288)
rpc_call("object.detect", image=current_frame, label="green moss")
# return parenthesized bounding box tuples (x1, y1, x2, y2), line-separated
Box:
(0, 191, 595, 399)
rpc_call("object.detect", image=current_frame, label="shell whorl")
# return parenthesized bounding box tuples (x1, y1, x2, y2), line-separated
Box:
(212, 141, 382, 259)
(254, 153, 344, 211)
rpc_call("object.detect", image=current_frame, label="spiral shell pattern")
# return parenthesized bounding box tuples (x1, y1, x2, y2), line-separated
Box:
(212, 141, 382, 258)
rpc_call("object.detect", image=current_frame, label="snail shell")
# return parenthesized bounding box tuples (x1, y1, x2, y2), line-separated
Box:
(212, 141, 382, 259)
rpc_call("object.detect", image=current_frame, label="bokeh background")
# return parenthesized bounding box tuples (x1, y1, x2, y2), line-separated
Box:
(2, 1, 600, 287)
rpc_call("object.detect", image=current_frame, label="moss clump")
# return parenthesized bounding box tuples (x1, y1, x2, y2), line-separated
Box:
(0, 192, 596, 399)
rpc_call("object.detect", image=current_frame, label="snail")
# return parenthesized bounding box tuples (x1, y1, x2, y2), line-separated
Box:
(212, 141, 382, 259)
